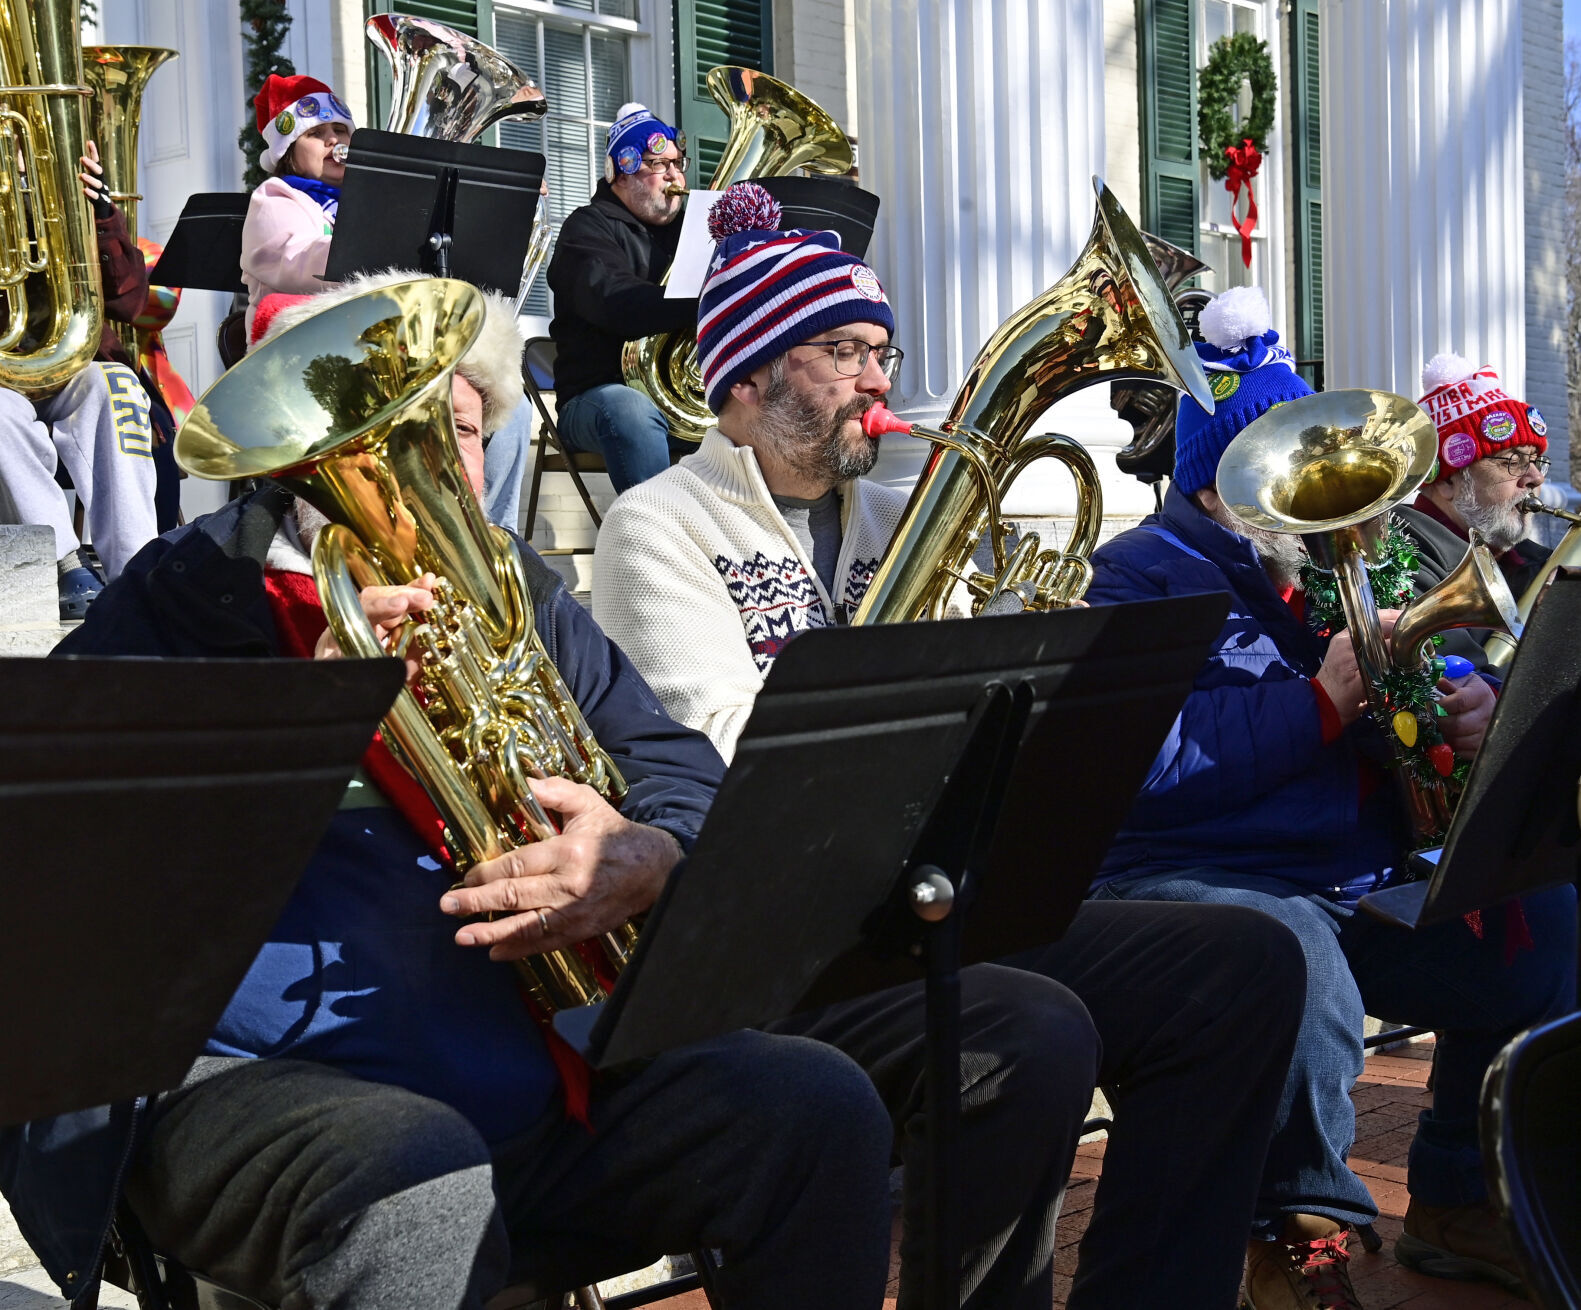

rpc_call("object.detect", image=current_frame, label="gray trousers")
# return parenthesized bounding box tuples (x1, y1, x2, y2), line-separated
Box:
(0, 364, 158, 577)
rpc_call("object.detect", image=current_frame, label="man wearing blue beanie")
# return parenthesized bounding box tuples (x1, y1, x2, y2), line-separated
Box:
(547, 103, 698, 493)
(1087, 286, 1574, 1306)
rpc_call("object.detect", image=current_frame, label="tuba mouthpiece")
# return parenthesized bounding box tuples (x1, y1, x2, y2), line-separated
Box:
(861, 405, 913, 438)
(332, 142, 350, 163)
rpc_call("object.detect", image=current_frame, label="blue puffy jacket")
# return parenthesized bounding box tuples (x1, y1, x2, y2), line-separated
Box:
(1086, 484, 1405, 899)
(0, 486, 725, 1306)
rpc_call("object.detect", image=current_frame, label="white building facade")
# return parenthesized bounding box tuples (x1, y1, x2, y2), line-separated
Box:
(98, 0, 1574, 528)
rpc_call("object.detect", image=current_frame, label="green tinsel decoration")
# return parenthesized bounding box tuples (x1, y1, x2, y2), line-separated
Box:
(237, 0, 295, 190)
(1300, 516, 1466, 796)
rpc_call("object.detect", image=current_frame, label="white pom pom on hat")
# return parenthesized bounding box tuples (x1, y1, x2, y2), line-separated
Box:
(1420, 352, 1477, 394)
(1198, 285, 1273, 351)
(614, 102, 648, 121)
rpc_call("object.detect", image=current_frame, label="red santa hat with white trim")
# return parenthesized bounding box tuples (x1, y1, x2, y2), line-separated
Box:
(253, 74, 356, 175)
(1416, 353, 1547, 482)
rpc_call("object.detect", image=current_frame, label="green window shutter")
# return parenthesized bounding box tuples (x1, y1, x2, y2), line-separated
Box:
(1291, 0, 1323, 388)
(363, 1, 493, 135)
(673, 0, 773, 189)
(1136, 0, 1199, 258)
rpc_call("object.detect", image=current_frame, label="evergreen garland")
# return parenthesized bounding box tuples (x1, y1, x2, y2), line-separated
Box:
(1300, 516, 1471, 799)
(1197, 33, 1277, 181)
(237, 0, 295, 190)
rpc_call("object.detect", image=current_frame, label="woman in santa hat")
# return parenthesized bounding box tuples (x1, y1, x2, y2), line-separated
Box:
(239, 74, 356, 339)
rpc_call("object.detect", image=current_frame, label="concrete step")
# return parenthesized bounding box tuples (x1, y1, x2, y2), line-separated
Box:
(0, 526, 65, 656)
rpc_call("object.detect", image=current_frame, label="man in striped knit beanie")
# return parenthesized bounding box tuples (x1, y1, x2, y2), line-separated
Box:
(593, 183, 1308, 1309)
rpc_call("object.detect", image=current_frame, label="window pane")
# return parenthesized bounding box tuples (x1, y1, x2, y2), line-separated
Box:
(599, 0, 637, 16)
(543, 26, 590, 119)
(547, 117, 594, 214)
(589, 35, 628, 122)
(556, 0, 596, 11)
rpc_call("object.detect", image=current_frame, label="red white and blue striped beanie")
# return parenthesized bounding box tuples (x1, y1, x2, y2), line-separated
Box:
(697, 182, 895, 415)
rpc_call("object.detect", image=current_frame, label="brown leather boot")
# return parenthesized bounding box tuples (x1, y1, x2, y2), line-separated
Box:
(1244, 1214, 1365, 1310)
(1395, 1198, 1526, 1295)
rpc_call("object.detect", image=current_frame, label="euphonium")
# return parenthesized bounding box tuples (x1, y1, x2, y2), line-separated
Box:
(82, 44, 177, 355)
(175, 278, 634, 1013)
(0, 0, 104, 397)
(366, 14, 554, 306)
(1483, 495, 1581, 674)
(850, 179, 1216, 623)
(622, 66, 855, 445)
(1219, 388, 1522, 841)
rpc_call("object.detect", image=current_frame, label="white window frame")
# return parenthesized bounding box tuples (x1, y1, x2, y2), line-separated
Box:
(494, 0, 673, 334)
(1194, 0, 1289, 339)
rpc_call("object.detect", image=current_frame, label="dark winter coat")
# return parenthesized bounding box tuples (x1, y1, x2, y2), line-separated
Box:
(546, 181, 697, 404)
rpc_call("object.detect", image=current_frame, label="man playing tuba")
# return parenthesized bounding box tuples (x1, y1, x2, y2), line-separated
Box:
(1083, 286, 1576, 1308)
(592, 183, 1311, 1309)
(546, 103, 697, 492)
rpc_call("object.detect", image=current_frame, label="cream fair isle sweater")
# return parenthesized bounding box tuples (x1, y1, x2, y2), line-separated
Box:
(592, 427, 909, 762)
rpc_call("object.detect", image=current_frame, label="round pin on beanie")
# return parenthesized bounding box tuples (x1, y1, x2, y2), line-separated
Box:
(254, 74, 355, 175)
(1416, 353, 1546, 480)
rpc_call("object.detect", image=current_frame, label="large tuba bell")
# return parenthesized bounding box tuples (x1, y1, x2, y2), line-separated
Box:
(366, 14, 553, 305)
(175, 278, 634, 1014)
(82, 44, 177, 356)
(621, 67, 855, 445)
(850, 178, 1215, 623)
(1218, 388, 1522, 840)
(0, 0, 104, 397)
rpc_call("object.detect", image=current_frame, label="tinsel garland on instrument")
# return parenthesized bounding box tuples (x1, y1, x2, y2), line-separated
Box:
(1300, 514, 1470, 789)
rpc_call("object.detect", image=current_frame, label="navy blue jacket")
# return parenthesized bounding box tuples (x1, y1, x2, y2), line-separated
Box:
(1086, 484, 1405, 898)
(0, 486, 725, 1305)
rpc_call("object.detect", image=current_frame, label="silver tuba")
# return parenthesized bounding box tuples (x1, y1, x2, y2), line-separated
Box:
(366, 14, 553, 305)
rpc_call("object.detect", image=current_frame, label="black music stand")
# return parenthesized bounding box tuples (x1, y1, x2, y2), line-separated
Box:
(324, 128, 544, 292)
(757, 176, 881, 259)
(1, 657, 405, 1125)
(555, 593, 1228, 1309)
(1360, 571, 1581, 931)
(147, 192, 249, 293)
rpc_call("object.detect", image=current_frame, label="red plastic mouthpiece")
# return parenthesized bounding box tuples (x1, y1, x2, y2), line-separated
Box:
(861, 405, 914, 438)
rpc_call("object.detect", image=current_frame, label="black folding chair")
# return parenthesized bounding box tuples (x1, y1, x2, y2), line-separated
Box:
(521, 337, 609, 558)
(1481, 1010, 1581, 1308)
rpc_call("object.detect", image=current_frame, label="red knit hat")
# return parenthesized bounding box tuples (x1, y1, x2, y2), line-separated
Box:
(253, 74, 355, 175)
(249, 292, 313, 349)
(1417, 353, 1548, 482)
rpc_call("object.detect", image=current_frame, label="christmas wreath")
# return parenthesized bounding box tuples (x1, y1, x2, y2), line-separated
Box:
(1197, 33, 1277, 180)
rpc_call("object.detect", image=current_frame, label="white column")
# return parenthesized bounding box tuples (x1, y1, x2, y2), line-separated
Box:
(1319, 0, 1526, 402)
(853, 0, 1153, 522)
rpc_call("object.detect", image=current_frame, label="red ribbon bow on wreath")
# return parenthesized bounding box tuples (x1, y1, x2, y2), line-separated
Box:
(1224, 137, 1262, 269)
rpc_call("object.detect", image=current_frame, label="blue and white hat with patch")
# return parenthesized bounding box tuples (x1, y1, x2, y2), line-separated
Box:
(605, 102, 684, 181)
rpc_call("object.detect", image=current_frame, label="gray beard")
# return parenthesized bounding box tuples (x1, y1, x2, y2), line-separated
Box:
(1203, 497, 1309, 589)
(293, 499, 333, 552)
(755, 374, 879, 487)
(1452, 476, 1529, 552)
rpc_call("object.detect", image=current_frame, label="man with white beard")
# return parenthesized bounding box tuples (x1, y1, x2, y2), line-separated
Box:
(1395, 354, 1554, 668)
(1084, 287, 1576, 1310)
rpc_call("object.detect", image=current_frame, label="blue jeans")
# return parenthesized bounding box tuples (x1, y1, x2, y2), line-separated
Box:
(481, 400, 532, 531)
(1093, 868, 1576, 1235)
(556, 383, 689, 494)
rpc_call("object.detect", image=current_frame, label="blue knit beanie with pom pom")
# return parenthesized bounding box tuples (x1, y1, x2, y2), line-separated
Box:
(1173, 285, 1313, 495)
(696, 181, 895, 414)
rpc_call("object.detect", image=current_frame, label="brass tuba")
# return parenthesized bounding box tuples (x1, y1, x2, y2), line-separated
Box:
(175, 278, 634, 1013)
(1218, 388, 1522, 840)
(621, 67, 855, 445)
(850, 178, 1216, 623)
(0, 0, 104, 397)
(366, 14, 553, 306)
(82, 44, 177, 355)
(1482, 495, 1581, 674)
